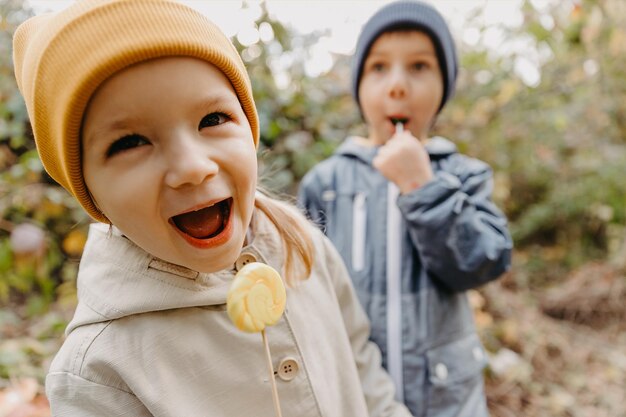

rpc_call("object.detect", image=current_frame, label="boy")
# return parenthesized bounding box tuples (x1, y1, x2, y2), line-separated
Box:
(298, 1, 513, 416)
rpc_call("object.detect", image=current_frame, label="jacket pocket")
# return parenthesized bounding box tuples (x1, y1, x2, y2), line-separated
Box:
(425, 333, 489, 417)
(351, 192, 367, 272)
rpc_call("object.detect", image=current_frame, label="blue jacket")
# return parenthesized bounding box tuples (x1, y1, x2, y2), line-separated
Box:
(298, 136, 512, 417)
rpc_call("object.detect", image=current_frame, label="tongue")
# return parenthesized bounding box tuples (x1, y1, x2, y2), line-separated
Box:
(173, 205, 224, 239)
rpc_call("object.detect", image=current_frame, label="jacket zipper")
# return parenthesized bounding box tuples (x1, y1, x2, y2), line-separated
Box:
(386, 183, 404, 402)
(351, 192, 366, 272)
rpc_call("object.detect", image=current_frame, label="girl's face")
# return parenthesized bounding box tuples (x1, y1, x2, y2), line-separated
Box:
(359, 30, 443, 145)
(82, 57, 257, 273)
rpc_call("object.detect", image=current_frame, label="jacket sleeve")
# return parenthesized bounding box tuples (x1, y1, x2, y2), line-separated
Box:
(46, 372, 152, 417)
(321, 234, 413, 417)
(297, 168, 328, 231)
(397, 157, 512, 292)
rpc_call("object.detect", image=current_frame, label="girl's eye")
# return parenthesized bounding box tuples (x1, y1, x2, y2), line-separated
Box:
(106, 134, 149, 157)
(199, 112, 230, 130)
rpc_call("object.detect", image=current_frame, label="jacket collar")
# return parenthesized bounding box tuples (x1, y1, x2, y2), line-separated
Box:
(335, 135, 457, 164)
(66, 211, 284, 335)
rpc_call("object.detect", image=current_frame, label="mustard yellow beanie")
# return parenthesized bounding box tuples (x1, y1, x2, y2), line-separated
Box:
(13, 0, 259, 223)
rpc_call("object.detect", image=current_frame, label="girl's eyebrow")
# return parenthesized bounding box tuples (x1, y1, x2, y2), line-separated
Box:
(193, 92, 241, 113)
(84, 118, 137, 146)
(84, 91, 241, 144)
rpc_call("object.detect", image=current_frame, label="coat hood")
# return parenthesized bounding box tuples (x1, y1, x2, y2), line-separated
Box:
(335, 136, 457, 165)
(65, 214, 283, 336)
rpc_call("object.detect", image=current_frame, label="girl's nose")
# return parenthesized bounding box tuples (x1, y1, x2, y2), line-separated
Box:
(387, 66, 408, 99)
(164, 136, 218, 189)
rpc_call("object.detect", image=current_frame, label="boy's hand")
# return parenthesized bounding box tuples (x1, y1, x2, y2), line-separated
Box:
(373, 130, 433, 194)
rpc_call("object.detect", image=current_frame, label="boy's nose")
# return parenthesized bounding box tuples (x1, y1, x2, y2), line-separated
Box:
(164, 136, 218, 189)
(387, 67, 408, 99)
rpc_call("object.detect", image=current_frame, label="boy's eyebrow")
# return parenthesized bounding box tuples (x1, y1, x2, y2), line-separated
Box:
(367, 48, 436, 58)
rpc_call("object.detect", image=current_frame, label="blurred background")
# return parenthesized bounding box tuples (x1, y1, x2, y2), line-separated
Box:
(1, 0, 625, 416)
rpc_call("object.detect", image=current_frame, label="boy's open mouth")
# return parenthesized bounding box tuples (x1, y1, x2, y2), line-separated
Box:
(171, 198, 232, 240)
(389, 116, 409, 126)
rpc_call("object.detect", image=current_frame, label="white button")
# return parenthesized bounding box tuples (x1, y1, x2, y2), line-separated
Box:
(434, 363, 448, 381)
(235, 253, 257, 271)
(321, 190, 336, 201)
(277, 357, 299, 381)
(473, 346, 484, 361)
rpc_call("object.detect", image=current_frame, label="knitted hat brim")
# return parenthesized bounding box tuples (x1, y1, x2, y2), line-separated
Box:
(13, 0, 259, 222)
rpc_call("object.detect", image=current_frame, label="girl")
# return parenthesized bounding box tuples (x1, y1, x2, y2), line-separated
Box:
(12, 1, 412, 416)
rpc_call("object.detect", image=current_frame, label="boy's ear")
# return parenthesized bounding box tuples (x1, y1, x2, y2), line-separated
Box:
(429, 114, 439, 131)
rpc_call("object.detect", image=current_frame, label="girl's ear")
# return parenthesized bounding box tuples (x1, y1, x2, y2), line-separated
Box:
(86, 187, 107, 221)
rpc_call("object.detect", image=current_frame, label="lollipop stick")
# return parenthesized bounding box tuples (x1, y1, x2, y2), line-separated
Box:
(262, 329, 282, 417)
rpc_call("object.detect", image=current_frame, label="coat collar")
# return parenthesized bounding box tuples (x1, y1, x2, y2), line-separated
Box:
(66, 211, 284, 335)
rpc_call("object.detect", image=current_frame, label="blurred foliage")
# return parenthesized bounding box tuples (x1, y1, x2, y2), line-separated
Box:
(234, 6, 362, 193)
(0, 0, 623, 299)
(0, 0, 87, 317)
(438, 0, 626, 283)
(0, 0, 623, 306)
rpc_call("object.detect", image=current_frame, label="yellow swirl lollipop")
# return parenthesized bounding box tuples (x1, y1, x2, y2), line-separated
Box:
(227, 261, 286, 417)
(227, 262, 286, 332)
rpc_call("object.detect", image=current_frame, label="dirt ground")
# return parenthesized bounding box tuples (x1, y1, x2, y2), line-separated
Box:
(480, 262, 626, 417)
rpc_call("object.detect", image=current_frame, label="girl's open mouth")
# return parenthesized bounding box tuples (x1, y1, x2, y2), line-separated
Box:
(170, 198, 233, 244)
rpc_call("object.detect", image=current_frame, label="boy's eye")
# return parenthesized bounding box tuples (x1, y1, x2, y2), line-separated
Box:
(199, 112, 230, 130)
(106, 134, 149, 157)
(371, 62, 386, 72)
(412, 62, 428, 71)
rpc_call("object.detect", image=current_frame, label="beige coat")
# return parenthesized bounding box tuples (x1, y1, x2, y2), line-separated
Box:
(46, 212, 412, 417)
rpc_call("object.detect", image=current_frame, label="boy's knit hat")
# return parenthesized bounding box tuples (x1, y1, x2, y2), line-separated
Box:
(12, 0, 259, 223)
(351, 0, 458, 112)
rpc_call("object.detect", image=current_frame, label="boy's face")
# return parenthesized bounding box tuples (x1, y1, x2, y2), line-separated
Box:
(359, 30, 444, 145)
(82, 57, 257, 273)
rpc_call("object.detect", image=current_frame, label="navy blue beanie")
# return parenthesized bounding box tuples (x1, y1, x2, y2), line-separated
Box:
(352, 0, 458, 112)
